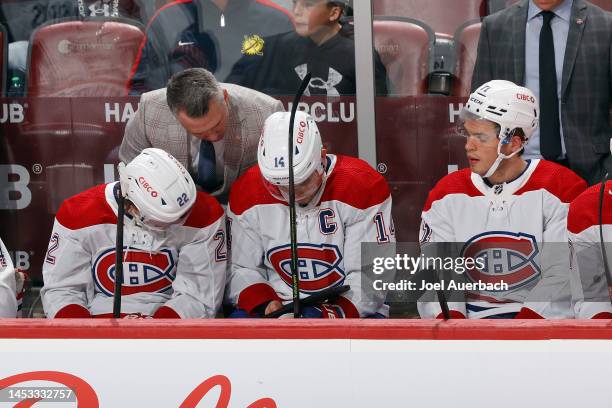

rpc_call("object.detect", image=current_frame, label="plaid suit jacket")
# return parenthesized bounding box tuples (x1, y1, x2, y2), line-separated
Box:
(119, 83, 284, 203)
(471, 0, 612, 185)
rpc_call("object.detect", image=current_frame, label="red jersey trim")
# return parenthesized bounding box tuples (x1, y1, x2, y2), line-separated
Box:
(230, 156, 391, 216)
(56, 185, 117, 230)
(183, 192, 224, 229)
(55, 304, 92, 318)
(319, 156, 391, 210)
(515, 307, 544, 319)
(153, 306, 182, 319)
(229, 166, 285, 217)
(423, 169, 482, 212)
(515, 160, 586, 203)
(238, 283, 282, 314)
(567, 181, 612, 234)
(435, 310, 466, 319)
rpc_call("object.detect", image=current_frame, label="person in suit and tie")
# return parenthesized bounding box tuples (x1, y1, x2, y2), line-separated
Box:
(471, 0, 612, 185)
(119, 68, 284, 204)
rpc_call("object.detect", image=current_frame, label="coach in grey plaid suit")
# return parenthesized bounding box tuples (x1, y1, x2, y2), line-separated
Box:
(119, 68, 284, 203)
(472, 0, 612, 185)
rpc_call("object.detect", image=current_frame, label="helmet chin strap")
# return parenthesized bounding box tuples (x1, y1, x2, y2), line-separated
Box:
(482, 136, 523, 179)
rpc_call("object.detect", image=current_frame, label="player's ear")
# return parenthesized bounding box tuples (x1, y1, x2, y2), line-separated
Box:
(328, 4, 343, 22)
(508, 134, 524, 153)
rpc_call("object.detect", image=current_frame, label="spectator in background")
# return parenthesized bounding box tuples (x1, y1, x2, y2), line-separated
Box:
(126, 0, 294, 95)
(1, 0, 143, 96)
(471, 0, 612, 185)
(120, 68, 284, 204)
(228, 0, 388, 96)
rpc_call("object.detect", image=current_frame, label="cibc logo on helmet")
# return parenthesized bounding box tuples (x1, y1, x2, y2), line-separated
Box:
(138, 176, 158, 198)
(296, 120, 306, 144)
(516, 93, 535, 103)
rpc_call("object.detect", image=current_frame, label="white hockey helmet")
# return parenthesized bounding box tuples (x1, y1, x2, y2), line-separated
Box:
(258, 111, 325, 201)
(461, 80, 539, 178)
(462, 80, 539, 143)
(119, 148, 196, 229)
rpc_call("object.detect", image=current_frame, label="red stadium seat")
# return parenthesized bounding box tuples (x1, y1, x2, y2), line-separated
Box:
(26, 18, 144, 97)
(373, 0, 486, 36)
(453, 20, 481, 96)
(373, 18, 434, 96)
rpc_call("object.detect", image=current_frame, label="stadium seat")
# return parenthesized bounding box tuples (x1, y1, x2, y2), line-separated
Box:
(373, 0, 485, 36)
(373, 17, 434, 96)
(26, 18, 144, 97)
(453, 20, 482, 96)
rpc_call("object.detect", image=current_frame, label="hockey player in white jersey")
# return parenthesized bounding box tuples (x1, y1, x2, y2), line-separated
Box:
(567, 139, 612, 319)
(418, 80, 586, 319)
(226, 111, 394, 318)
(0, 238, 17, 318)
(41, 148, 227, 318)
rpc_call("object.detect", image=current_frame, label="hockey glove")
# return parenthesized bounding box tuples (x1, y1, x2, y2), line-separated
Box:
(301, 303, 345, 318)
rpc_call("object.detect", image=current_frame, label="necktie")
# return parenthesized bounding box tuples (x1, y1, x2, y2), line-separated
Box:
(539, 10, 562, 160)
(197, 140, 217, 192)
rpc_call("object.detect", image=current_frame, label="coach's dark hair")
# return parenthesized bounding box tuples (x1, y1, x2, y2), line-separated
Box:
(166, 68, 224, 117)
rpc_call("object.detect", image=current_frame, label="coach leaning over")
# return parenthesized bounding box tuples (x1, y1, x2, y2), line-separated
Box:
(119, 68, 284, 204)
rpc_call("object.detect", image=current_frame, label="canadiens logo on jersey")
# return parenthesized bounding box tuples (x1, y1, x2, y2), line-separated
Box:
(266, 243, 345, 293)
(461, 232, 541, 290)
(92, 247, 175, 296)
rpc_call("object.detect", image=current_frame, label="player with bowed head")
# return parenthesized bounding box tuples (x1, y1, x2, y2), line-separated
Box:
(226, 111, 395, 318)
(41, 148, 226, 318)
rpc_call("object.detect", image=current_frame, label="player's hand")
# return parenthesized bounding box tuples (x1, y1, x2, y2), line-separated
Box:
(265, 300, 283, 315)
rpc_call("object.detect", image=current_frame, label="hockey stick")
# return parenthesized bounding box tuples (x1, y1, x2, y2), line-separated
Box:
(288, 72, 312, 318)
(598, 170, 612, 304)
(435, 275, 451, 320)
(264, 285, 350, 318)
(113, 183, 125, 318)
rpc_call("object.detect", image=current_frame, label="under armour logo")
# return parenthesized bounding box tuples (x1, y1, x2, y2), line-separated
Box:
(295, 64, 342, 97)
(89, 2, 111, 16)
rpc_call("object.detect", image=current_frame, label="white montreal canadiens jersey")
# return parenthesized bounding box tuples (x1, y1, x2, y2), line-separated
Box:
(0, 238, 17, 318)
(227, 155, 395, 317)
(419, 159, 586, 319)
(41, 182, 227, 318)
(567, 181, 612, 319)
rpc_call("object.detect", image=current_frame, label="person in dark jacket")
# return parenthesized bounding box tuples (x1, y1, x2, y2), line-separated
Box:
(126, 0, 294, 95)
(227, 0, 388, 96)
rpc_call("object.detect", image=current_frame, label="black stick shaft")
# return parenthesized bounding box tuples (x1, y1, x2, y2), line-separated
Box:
(113, 187, 125, 318)
(289, 73, 312, 318)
